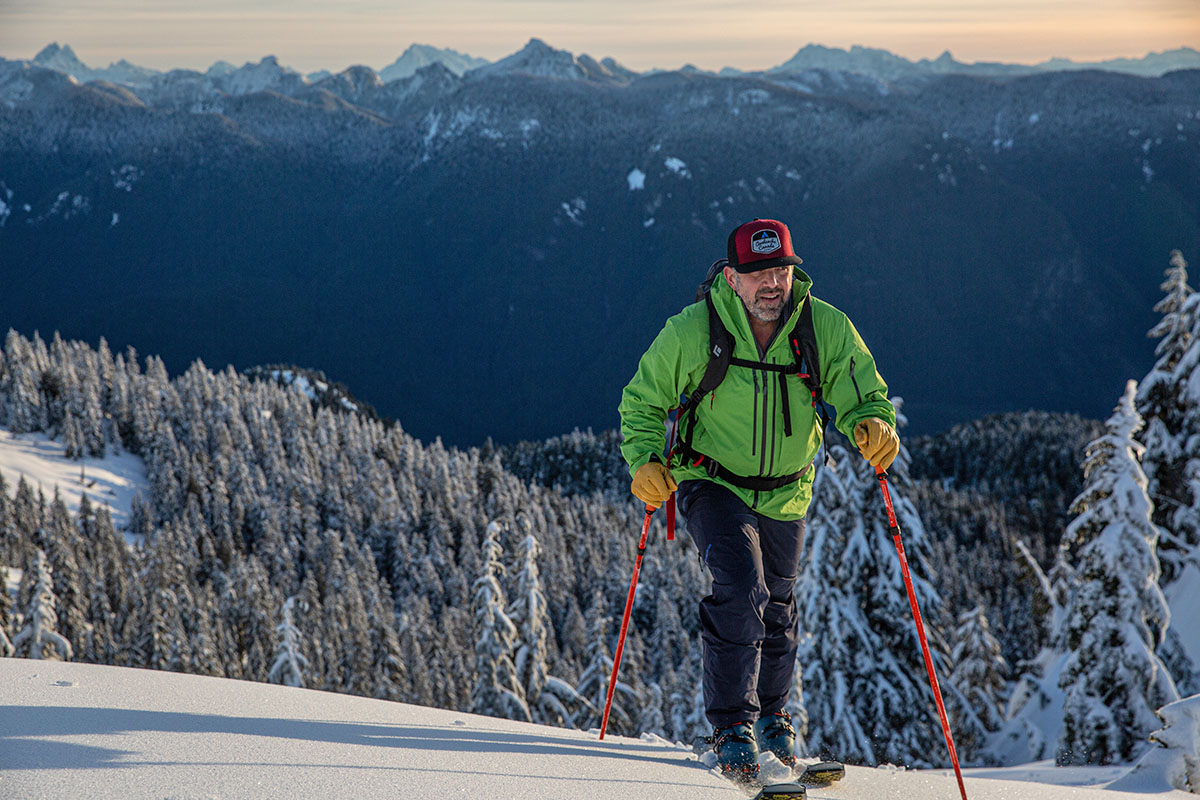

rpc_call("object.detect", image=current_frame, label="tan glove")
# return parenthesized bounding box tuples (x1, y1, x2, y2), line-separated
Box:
(631, 459, 678, 510)
(854, 418, 900, 470)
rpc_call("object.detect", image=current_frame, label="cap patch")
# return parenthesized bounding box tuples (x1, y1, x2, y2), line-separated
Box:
(750, 229, 781, 255)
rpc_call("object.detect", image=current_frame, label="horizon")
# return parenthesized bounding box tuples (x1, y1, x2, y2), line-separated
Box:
(2, 0, 1198, 74)
(10, 37, 1200, 78)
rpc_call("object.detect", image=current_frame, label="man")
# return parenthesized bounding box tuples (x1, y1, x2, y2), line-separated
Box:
(618, 218, 899, 782)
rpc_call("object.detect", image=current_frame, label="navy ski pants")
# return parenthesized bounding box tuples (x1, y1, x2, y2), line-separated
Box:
(676, 479, 806, 731)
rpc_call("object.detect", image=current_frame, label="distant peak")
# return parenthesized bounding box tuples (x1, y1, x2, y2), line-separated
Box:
(34, 42, 75, 60)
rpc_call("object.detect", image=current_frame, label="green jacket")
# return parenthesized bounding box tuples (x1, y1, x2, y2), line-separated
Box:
(618, 269, 895, 520)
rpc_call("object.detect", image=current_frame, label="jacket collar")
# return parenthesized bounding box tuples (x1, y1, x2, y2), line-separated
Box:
(710, 269, 814, 355)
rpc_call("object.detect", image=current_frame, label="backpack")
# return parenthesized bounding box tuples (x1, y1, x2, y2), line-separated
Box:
(665, 258, 832, 493)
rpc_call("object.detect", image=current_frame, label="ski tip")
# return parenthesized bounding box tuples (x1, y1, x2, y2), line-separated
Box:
(797, 760, 845, 786)
(752, 782, 807, 800)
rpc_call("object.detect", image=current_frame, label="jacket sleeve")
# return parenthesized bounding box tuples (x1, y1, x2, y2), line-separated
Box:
(820, 309, 896, 441)
(618, 317, 691, 478)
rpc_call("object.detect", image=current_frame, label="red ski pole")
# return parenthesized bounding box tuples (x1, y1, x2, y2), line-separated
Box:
(874, 465, 968, 800)
(599, 505, 654, 740)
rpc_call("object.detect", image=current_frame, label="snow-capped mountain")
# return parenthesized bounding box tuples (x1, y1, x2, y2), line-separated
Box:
(467, 37, 634, 83)
(380, 43, 488, 81)
(32, 42, 158, 87)
(770, 43, 1200, 80)
(211, 55, 309, 95)
(2, 36, 1198, 444)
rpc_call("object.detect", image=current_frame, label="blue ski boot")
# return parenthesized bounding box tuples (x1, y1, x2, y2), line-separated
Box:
(754, 711, 797, 767)
(713, 722, 760, 784)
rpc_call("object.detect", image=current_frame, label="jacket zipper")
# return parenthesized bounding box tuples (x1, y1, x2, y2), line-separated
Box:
(751, 369, 758, 457)
(759, 367, 768, 476)
(849, 357, 863, 405)
(767, 359, 777, 475)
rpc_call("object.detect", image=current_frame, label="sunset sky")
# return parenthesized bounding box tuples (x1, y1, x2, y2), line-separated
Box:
(1, 0, 1197, 74)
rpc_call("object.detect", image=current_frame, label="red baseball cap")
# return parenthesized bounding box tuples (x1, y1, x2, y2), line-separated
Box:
(726, 219, 803, 273)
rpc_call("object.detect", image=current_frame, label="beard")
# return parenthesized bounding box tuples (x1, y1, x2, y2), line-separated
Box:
(744, 286, 789, 322)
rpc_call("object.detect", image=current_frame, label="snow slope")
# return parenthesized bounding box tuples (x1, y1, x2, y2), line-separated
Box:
(0, 429, 147, 536)
(0, 659, 1193, 800)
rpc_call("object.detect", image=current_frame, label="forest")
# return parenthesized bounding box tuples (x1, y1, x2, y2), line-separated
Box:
(1, 250, 1197, 769)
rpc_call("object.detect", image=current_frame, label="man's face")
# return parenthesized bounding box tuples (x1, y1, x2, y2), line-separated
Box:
(725, 265, 794, 323)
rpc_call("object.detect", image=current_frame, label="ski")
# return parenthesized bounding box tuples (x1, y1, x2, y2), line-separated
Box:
(694, 736, 843, 794)
(752, 782, 807, 799)
(795, 760, 844, 786)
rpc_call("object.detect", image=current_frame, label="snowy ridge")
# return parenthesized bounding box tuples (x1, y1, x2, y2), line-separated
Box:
(381, 43, 488, 81)
(467, 38, 635, 83)
(0, 658, 1193, 799)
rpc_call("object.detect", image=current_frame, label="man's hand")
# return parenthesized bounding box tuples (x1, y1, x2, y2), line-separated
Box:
(631, 460, 678, 510)
(854, 418, 900, 470)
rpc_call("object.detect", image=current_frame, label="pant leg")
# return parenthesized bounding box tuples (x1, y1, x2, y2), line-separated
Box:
(754, 513, 805, 717)
(676, 480, 770, 730)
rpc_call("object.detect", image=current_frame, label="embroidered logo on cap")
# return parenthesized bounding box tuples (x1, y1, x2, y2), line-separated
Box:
(750, 229, 781, 254)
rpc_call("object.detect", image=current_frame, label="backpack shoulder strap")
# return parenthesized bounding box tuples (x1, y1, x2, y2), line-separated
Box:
(789, 292, 821, 397)
(789, 292, 836, 465)
(672, 288, 733, 467)
(696, 290, 734, 399)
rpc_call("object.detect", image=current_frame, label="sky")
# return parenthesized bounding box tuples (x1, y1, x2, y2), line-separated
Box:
(0, 0, 1198, 75)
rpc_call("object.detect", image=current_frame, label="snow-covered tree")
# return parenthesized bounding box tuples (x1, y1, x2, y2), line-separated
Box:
(946, 605, 1008, 763)
(1137, 250, 1199, 586)
(471, 521, 530, 722)
(576, 592, 639, 735)
(268, 596, 309, 688)
(507, 523, 590, 727)
(798, 399, 951, 767)
(0, 565, 14, 657)
(1057, 380, 1180, 765)
(13, 548, 73, 661)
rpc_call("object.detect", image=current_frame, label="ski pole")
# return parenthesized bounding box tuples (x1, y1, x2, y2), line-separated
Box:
(599, 505, 654, 740)
(874, 465, 968, 800)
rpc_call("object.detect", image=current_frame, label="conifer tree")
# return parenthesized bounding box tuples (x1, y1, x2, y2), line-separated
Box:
(1057, 380, 1180, 765)
(13, 548, 73, 660)
(799, 399, 949, 767)
(507, 523, 590, 727)
(947, 605, 1008, 764)
(268, 596, 309, 688)
(575, 592, 638, 735)
(1137, 250, 1198, 585)
(470, 521, 530, 722)
(0, 565, 14, 657)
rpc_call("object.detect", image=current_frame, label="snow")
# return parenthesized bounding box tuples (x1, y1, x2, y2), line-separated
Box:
(1114, 694, 1200, 792)
(0, 658, 1193, 799)
(627, 168, 646, 191)
(1165, 562, 1200, 674)
(0, 429, 148, 537)
(664, 157, 691, 178)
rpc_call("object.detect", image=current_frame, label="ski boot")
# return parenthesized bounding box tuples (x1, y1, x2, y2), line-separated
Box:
(713, 721, 760, 785)
(754, 711, 797, 768)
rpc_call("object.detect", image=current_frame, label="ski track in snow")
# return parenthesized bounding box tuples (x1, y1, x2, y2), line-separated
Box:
(0, 659, 1192, 800)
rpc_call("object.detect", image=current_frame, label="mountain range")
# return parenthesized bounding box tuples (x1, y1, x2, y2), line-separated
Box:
(1, 38, 1197, 445)
(15, 40, 1200, 88)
